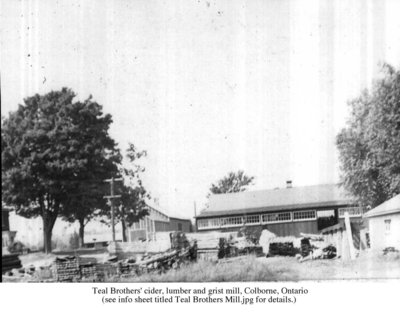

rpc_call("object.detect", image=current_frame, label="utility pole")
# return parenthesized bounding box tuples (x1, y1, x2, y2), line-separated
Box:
(104, 177, 123, 242)
(193, 201, 197, 232)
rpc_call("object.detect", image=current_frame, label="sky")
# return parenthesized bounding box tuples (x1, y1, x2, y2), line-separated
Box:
(1, 0, 400, 219)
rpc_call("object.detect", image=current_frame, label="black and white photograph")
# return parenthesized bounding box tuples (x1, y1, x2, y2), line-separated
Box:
(1, 0, 400, 286)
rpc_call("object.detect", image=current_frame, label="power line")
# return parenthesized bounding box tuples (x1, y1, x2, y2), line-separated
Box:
(103, 177, 122, 242)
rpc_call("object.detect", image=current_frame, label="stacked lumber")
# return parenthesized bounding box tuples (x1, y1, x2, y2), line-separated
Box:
(300, 233, 324, 241)
(225, 236, 263, 258)
(94, 263, 118, 280)
(2, 254, 22, 273)
(108, 232, 173, 255)
(53, 256, 80, 282)
(186, 232, 226, 249)
(237, 246, 263, 257)
(80, 263, 97, 278)
(187, 232, 226, 261)
(118, 260, 140, 276)
(268, 242, 297, 257)
(197, 249, 219, 262)
(187, 231, 264, 261)
(267, 236, 301, 257)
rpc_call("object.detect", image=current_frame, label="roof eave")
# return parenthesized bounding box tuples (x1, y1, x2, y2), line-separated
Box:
(197, 200, 353, 218)
(364, 208, 400, 218)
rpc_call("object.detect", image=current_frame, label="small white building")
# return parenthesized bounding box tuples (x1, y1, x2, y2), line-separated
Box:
(364, 194, 400, 251)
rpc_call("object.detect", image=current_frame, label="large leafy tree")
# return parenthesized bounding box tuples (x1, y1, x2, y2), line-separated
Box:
(336, 64, 400, 208)
(1, 88, 121, 253)
(209, 170, 254, 195)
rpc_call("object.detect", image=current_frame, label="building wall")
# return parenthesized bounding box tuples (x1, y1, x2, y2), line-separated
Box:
(168, 218, 192, 233)
(369, 213, 400, 250)
(196, 206, 364, 237)
(155, 220, 169, 232)
(264, 220, 318, 237)
(2, 211, 10, 231)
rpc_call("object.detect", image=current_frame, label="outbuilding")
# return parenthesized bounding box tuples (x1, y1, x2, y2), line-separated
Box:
(364, 194, 400, 251)
(127, 203, 193, 241)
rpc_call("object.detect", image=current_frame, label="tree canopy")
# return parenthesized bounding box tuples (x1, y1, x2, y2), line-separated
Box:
(1, 88, 121, 252)
(336, 64, 400, 208)
(209, 170, 254, 195)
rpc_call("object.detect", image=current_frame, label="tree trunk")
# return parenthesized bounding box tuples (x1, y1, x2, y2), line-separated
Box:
(43, 226, 53, 254)
(122, 218, 127, 242)
(42, 214, 57, 254)
(41, 198, 59, 254)
(78, 218, 85, 248)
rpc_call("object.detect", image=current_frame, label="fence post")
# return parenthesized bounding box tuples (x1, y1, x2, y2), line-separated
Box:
(344, 212, 356, 260)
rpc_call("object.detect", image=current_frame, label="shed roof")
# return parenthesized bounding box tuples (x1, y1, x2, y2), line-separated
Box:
(198, 183, 353, 218)
(364, 194, 400, 218)
(169, 216, 192, 222)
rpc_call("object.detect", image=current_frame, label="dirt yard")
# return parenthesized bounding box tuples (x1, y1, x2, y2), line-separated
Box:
(3, 250, 399, 282)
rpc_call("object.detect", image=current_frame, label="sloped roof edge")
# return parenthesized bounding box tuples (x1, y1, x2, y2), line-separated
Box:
(364, 194, 400, 218)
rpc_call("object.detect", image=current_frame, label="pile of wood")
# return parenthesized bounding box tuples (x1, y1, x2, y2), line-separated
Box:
(187, 231, 263, 261)
(94, 263, 119, 280)
(219, 236, 263, 259)
(298, 233, 338, 262)
(108, 232, 173, 256)
(2, 254, 22, 273)
(118, 259, 141, 277)
(383, 247, 399, 255)
(267, 236, 301, 257)
(80, 263, 97, 278)
(300, 238, 313, 257)
(52, 256, 80, 281)
(268, 242, 298, 257)
(187, 232, 226, 261)
(322, 245, 337, 259)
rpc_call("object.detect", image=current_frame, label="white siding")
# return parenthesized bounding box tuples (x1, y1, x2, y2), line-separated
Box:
(369, 213, 400, 250)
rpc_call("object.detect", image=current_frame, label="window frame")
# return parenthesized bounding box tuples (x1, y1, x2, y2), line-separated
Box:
(244, 214, 261, 225)
(292, 210, 317, 222)
(384, 219, 391, 233)
(338, 206, 363, 218)
(262, 212, 292, 224)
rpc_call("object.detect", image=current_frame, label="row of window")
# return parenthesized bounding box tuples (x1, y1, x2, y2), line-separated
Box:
(131, 216, 155, 233)
(338, 207, 363, 218)
(197, 210, 317, 230)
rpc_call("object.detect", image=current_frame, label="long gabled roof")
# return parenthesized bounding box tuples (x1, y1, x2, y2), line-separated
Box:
(198, 183, 353, 218)
(364, 194, 400, 218)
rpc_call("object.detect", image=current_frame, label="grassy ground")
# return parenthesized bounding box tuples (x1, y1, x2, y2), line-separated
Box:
(3, 250, 399, 282)
(126, 251, 400, 282)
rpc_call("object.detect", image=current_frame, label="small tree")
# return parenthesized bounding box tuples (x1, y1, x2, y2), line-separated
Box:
(99, 143, 150, 241)
(62, 181, 110, 247)
(116, 183, 149, 241)
(336, 64, 400, 208)
(209, 170, 254, 195)
(1, 88, 121, 253)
